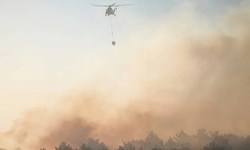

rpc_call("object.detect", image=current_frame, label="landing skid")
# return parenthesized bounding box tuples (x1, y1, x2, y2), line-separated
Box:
(105, 14, 116, 16)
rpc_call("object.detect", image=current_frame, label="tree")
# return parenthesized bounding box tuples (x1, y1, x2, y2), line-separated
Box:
(240, 135, 250, 150)
(55, 142, 75, 150)
(173, 130, 193, 148)
(79, 143, 92, 150)
(123, 143, 135, 150)
(86, 138, 108, 150)
(223, 133, 244, 150)
(122, 131, 164, 150)
(209, 132, 231, 150)
(192, 129, 211, 150)
(165, 137, 178, 150)
(123, 139, 144, 150)
(118, 146, 124, 150)
(202, 142, 224, 150)
(144, 131, 165, 149)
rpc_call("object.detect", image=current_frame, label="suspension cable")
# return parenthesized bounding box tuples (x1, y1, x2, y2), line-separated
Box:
(109, 16, 116, 45)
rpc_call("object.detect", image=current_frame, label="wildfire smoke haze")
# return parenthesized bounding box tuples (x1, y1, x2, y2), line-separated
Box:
(1, 1, 250, 150)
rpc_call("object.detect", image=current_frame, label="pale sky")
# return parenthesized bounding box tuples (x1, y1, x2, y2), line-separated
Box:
(0, 0, 246, 131)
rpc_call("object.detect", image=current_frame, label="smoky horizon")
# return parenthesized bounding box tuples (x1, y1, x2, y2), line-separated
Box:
(0, 0, 250, 150)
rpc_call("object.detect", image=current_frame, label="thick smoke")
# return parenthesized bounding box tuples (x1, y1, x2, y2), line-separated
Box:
(1, 1, 250, 150)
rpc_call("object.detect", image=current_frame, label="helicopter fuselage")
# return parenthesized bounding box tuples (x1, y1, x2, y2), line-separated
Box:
(105, 7, 116, 16)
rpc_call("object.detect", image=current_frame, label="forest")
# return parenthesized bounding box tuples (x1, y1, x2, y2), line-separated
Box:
(1, 129, 249, 150)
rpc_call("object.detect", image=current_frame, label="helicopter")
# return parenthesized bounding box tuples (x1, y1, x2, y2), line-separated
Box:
(91, 3, 132, 16)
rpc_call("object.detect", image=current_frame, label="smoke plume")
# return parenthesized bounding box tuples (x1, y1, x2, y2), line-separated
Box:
(1, 1, 250, 150)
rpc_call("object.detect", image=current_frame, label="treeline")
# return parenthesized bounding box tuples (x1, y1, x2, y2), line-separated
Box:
(1, 129, 250, 150)
(121, 129, 250, 150)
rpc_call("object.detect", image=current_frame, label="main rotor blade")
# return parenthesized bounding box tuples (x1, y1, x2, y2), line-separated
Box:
(114, 4, 133, 7)
(91, 3, 110, 7)
(110, 3, 116, 7)
(91, 3, 116, 7)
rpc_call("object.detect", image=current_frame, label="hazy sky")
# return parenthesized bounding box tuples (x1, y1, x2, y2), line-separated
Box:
(1, 0, 250, 149)
(0, 0, 247, 133)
